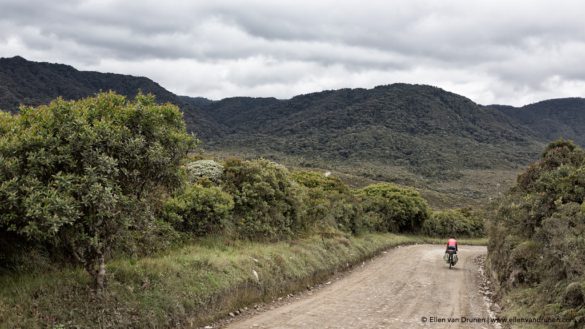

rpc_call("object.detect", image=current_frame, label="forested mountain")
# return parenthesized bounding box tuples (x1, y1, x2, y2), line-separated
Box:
(489, 98, 585, 146)
(0, 56, 224, 140)
(190, 84, 542, 179)
(0, 56, 178, 110)
(1, 56, 584, 205)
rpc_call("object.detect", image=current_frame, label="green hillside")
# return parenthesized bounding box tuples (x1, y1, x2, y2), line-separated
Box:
(491, 98, 585, 146)
(0, 56, 225, 140)
(3, 56, 585, 207)
(194, 84, 543, 180)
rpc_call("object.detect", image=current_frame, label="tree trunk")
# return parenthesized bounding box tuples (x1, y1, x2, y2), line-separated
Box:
(95, 254, 106, 291)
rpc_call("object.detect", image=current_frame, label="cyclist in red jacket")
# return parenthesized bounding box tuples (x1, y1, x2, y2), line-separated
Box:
(446, 237, 458, 253)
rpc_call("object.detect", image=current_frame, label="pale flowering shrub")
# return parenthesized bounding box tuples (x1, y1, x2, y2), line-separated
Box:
(185, 160, 224, 183)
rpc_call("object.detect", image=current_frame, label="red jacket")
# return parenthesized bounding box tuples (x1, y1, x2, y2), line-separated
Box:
(447, 238, 458, 251)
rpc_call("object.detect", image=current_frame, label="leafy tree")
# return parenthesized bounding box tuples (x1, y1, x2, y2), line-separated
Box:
(422, 208, 484, 237)
(164, 184, 234, 235)
(355, 183, 429, 232)
(291, 171, 349, 193)
(221, 158, 304, 240)
(0, 92, 196, 289)
(291, 170, 362, 234)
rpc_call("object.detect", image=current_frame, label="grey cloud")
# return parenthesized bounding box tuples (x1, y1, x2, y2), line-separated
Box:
(1, 0, 585, 105)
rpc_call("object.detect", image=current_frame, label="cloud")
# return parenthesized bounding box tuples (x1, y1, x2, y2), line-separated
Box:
(0, 0, 584, 105)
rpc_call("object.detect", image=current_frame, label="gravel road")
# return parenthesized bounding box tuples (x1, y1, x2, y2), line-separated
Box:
(223, 244, 494, 329)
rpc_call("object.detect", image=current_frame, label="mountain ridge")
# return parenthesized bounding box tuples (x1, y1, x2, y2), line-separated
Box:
(488, 97, 585, 145)
(0, 56, 228, 140)
(1, 56, 584, 206)
(192, 83, 544, 178)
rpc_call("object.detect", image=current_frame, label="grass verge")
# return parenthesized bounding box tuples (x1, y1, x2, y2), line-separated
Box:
(0, 233, 486, 328)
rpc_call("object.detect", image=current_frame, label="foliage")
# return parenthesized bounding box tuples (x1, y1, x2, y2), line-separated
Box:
(291, 170, 362, 234)
(0, 56, 224, 141)
(7, 57, 585, 212)
(494, 98, 585, 147)
(164, 184, 234, 236)
(487, 140, 585, 325)
(197, 83, 548, 184)
(421, 208, 484, 237)
(0, 233, 440, 328)
(0, 57, 179, 114)
(0, 92, 196, 288)
(10, 56, 585, 208)
(221, 158, 304, 240)
(355, 183, 430, 233)
(184, 159, 224, 184)
(291, 171, 350, 192)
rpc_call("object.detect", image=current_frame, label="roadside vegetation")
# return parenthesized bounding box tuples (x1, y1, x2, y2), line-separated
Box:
(487, 140, 585, 328)
(0, 233, 434, 328)
(0, 93, 486, 328)
(422, 208, 484, 238)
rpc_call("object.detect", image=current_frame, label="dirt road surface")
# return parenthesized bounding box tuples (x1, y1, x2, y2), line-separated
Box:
(223, 244, 493, 329)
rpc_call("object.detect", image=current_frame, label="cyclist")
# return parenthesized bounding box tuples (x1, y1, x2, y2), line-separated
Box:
(446, 237, 458, 253)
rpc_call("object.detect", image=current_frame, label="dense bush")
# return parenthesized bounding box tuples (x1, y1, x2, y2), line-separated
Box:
(355, 183, 430, 233)
(164, 184, 234, 236)
(291, 171, 349, 192)
(0, 92, 196, 288)
(421, 208, 484, 237)
(291, 171, 362, 234)
(487, 140, 585, 325)
(185, 159, 224, 184)
(221, 158, 304, 240)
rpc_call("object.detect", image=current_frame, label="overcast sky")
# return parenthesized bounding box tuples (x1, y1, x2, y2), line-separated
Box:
(1, 0, 584, 106)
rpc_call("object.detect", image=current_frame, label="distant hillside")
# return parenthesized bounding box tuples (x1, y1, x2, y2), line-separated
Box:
(0, 56, 179, 111)
(0, 56, 224, 140)
(489, 98, 585, 146)
(2, 56, 585, 206)
(194, 84, 542, 179)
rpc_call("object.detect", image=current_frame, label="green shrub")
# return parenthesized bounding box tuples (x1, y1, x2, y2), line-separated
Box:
(221, 158, 304, 240)
(0, 92, 196, 288)
(563, 282, 584, 308)
(291, 171, 362, 234)
(184, 159, 224, 184)
(422, 208, 484, 237)
(506, 240, 540, 286)
(355, 183, 429, 233)
(164, 184, 234, 236)
(537, 203, 585, 284)
(291, 171, 349, 193)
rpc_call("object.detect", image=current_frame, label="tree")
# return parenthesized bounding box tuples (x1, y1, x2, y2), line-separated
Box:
(291, 170, 363, 234)
(221, 158, 304, 240)
(355, 183, 429, 232)
(421, 208, 484, 237)
(487, 140, 585, 322)
(164, 184, 234, 235)
(0, 92, 196, 289)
